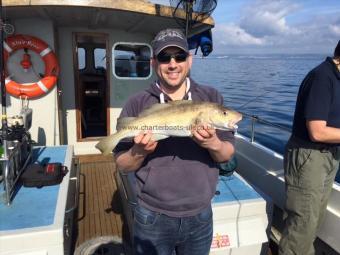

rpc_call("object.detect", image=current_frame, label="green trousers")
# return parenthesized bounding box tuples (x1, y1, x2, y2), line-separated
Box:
(278, 139, 339, 255)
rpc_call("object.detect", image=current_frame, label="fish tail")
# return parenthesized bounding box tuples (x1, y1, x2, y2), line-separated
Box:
(95, 133, 122, 155)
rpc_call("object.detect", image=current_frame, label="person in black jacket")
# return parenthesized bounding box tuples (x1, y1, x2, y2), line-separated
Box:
(279, 40, 340, 255)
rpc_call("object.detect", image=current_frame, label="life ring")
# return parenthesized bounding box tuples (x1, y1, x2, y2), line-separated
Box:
(4, 34, 59, 99)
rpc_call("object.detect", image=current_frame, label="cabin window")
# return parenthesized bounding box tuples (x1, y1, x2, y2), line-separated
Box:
(113, 43, 151, 79)
(77, 47, 86, 70)
(94, 48, 106, 70)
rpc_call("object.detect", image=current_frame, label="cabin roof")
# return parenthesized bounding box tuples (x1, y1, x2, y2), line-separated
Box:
(3, 0, 214, 36)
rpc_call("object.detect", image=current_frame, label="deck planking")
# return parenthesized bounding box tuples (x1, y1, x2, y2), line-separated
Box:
(74, 154, 126, 249)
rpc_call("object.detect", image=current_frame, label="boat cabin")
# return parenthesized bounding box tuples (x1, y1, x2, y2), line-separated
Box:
(1, 0, 214, 154)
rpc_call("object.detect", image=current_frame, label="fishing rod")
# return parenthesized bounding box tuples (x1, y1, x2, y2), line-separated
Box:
(0, 0, 8, 150)
(240, 113, 292, 133)
(237, 90, 271, 110)
(232, 90, 292, 133)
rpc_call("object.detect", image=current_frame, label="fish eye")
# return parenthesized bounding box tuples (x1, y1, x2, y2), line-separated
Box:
(223, 111, 228, 116)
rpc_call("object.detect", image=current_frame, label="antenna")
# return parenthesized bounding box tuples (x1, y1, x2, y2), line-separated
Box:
(170, 0, 217, 38)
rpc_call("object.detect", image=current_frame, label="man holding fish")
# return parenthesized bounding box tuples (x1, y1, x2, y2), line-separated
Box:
(96, 28, 242, 255)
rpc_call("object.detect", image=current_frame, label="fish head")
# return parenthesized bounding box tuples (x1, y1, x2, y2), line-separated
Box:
(210, 106, 243, 131)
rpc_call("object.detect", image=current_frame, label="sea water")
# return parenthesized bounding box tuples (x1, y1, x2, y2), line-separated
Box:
(191, 54, 340, 183)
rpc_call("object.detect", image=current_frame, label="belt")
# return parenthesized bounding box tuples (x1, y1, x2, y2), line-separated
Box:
(289, 136, 340, 154)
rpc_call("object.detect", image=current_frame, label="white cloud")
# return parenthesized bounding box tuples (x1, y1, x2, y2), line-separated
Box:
(329, 24, 340, 36)
(240, 0, 300, 37)
(212, 0, 340, 54)
(150, 0, 340, 54)
(214, 23, 265, 46)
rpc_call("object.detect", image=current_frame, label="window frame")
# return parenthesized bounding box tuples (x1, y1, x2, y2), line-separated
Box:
(112, 42, 152, 80)
(77, 47, 86, 70)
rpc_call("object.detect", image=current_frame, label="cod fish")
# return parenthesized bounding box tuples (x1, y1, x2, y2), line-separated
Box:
(95, 100, 242, 155)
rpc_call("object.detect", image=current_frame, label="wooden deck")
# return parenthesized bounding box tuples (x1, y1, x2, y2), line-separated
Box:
(73, 154, 130, 253)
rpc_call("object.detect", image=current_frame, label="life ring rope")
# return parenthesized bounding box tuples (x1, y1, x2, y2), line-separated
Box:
(4, 34, 59, 99)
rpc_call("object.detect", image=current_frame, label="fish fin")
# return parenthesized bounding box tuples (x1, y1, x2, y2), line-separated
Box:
(151, 134, 169, 141)
(138, 100, 194, 117)
(138, 103, 172, 117)
(95, 133, 122, 155)
(138, 100, 195, 117)
(117, 117, 136, 131)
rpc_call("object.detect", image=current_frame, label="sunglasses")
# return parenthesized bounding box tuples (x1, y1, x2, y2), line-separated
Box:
(156, 51, 189, 63)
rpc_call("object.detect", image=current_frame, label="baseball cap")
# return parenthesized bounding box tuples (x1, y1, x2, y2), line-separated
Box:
(151, 28, 189, 56)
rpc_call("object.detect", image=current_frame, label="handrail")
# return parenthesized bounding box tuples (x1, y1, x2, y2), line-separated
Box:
(65, 157, 80, 214)
(241, 112, 292, 143)
(119, 171, 137, 206)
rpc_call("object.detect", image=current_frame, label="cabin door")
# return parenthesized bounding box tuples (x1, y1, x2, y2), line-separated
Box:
(74, 33, 109, 140)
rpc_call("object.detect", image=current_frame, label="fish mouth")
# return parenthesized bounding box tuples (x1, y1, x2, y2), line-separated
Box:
(236, 114, 243, 122)
(230, 114, 242, 130)
(224, 118, 241, 131)
(229, 124, 239, 131)
(222, 122, 239, 131)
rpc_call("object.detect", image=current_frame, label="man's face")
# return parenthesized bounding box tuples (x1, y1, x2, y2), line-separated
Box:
(152, 47, 192, 90)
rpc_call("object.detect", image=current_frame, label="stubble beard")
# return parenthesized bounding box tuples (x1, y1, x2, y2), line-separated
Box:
(162, 77, 187, 92)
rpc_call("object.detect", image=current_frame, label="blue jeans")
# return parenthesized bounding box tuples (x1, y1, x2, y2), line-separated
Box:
(133, 205, 213, 255)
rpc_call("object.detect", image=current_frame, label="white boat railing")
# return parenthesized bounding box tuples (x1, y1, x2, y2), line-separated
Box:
(242, 113, 291, 143)
(240, 112, 340, 185)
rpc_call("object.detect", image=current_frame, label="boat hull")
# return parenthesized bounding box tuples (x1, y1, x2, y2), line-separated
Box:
(235, 133, 340, 254)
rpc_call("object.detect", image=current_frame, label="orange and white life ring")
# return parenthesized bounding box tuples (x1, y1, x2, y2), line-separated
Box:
(4, 34, 59, 99)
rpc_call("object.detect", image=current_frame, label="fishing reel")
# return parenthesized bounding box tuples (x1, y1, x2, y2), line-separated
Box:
(6, 102, 32, 141)
(7, 116, 30, 142)
(1, 108, 33, 205)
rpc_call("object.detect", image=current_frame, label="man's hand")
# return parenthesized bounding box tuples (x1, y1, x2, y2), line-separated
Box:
(115, 131, 158, 172)
(191, 124, 235, 163)
(131, 131, 158, 156)
(191, 124, 222, 151)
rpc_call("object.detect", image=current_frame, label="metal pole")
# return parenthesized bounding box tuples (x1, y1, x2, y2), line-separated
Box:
(250, 115, 256, 143)
(185, 0, 194, 38)
(185, 1, 189, 38)
(0, 0, 8, 142)
(0, 0, 9, 196)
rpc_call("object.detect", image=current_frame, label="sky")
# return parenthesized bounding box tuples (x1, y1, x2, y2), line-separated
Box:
(149, 0, 340, 55)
